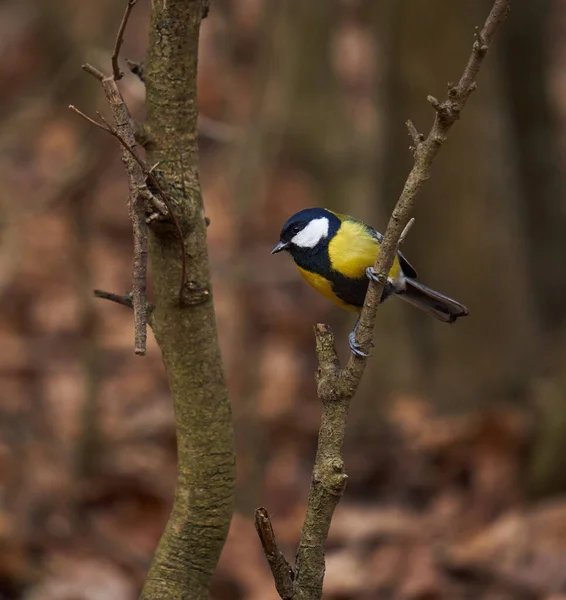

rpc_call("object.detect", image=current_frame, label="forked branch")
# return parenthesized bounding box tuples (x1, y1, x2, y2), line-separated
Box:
(257, 1, 511, 598)
(112, 0, 138, 80)
(69, 0, 148, 355)
(69, 0, 187, 353)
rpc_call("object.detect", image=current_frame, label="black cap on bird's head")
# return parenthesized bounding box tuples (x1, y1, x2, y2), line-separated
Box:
(271, 208, 341, 256)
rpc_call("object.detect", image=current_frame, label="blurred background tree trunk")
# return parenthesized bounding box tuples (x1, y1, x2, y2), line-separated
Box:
(500, 0, 566, 500)
(502, 0, 566, 335)
(377, 0, 537, 411)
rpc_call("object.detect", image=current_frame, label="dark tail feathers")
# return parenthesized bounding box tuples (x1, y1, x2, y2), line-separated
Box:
(397, 279, 469, 323)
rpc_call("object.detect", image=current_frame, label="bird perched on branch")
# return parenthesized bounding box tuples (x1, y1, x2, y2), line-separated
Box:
(272, 208, 469, 356)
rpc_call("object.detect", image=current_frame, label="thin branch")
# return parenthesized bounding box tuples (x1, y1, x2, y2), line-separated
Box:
(254, 508, 294, 600)
(112, 0, 139, 81)
(70, 105, 148, 355)
(82, 63, 104, 81)
(398, 217, 415, 246)
(97, 112, 154, 170)
(94, 289, 154, 317)
(73, 2, 191, 355)
(258, 1, 511, 598)
(69, 105, 108, 132)
(94, 289, 133, 309)
(69, 103, 151, 353)
(92, 111, 187, 304)
(70, 101, 187, 306)
(131, 202, 148, 355)
(73, 50, 150, 353)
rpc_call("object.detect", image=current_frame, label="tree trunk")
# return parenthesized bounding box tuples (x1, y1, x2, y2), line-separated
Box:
(140, 2, 236, 599)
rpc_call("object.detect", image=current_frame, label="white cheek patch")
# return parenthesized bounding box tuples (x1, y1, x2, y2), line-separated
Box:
(292, 217, 329, 248)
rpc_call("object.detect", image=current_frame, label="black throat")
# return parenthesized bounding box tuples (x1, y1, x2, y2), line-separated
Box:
(287, 232, 371, 309)
(288, 243, 332, 278)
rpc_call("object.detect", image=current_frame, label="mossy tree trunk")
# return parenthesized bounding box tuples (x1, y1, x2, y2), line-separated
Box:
(140, 2, 236, 599)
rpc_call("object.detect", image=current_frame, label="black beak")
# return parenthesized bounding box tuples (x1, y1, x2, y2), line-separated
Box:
(271, 241, 289, 254)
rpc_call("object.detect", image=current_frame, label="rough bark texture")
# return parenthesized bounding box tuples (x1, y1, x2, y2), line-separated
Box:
(140, 2, 236, 599)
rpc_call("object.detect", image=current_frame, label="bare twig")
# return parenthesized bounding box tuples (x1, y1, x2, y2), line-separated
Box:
(69, 106, 165, 216)
(131, 205, 148, 354)
(94, 289, 133, 309)
(398, 217, 415, 246)
(94, 289, 154, 320)
(112, 0, 138, 81)
(82, 63, 104, 81)
(254, 508, 294, 600)
(70, 101, 188, 308)
(69, 105, 109, 132)
(92, 110, 186, 294)
(258, 1, 511, 598)
(70, 105, 146, 174)
(71, 41, 150, 354)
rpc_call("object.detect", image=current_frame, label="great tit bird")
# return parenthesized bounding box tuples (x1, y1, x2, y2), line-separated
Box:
(271, 208, 469, 356)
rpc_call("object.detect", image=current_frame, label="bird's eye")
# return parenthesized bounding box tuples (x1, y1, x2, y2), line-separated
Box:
(291, 225, 301, 234)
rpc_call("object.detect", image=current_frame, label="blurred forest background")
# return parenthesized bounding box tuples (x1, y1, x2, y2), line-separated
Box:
(1, 0, 566, 598)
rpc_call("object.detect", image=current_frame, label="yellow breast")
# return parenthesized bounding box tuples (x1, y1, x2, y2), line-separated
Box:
(296, 266, 358, 311)
(328, 219, 402, 280)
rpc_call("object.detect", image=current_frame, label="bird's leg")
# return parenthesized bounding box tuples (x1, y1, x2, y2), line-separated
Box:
(349, 317, 372, 358)
(350, 268, 397, 357)
(366, 266, 389, 285)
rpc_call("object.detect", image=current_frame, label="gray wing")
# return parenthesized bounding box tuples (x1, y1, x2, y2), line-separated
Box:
(368, 228, 418, 279)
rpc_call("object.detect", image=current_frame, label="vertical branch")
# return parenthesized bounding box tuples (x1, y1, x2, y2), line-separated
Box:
(130, 199, 148, 354)
(74, 59, 150, 356)
(97, 72, 149, 355)
(69, 0, 150, 356)
(112, 0, 138, 80)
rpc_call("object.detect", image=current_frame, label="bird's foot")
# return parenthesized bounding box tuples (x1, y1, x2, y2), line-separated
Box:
(348, 330, 372, 358)
(366, 266, 388, 284)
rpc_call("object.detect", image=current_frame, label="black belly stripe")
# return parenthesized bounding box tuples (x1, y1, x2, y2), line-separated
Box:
(291, 245, 395, 309)
(330, 274, 368, 308)
(330, 273, 396, 308)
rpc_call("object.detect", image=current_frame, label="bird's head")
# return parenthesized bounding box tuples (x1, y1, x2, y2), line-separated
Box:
(271, 208, 341, 258)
